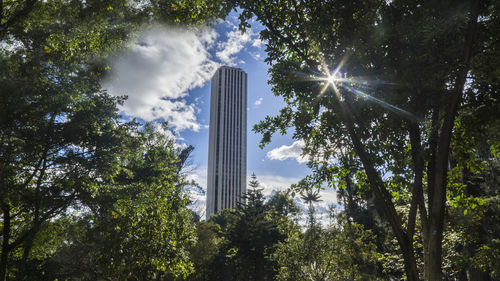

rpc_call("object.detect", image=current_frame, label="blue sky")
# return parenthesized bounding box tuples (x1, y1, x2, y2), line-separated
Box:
(103, 13, 338, 217)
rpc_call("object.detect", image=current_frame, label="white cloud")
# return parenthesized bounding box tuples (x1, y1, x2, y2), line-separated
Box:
(254, 97, 263, 107)
(267, 140, 308, 164)
(249, 51, 261, 60)
(252, 173, 339, 225)
(104, 26, 219, 132)
(0, 37, 25, 52)
(104, 24, 260, 131)
(186, 166, 208, 219)
(317, 189, 338, 206)
(252, 38, 263, 48)
(186, 168, 339, 221)
(254, 174, 302, 195)
(216, 27, 253, 66)
(252, 173, 338, 204)
(186, 165, 208, 190)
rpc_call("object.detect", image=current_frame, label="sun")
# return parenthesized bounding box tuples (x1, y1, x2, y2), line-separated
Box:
(327, 74, 337, 85)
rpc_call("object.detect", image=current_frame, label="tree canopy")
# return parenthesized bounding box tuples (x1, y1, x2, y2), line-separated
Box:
(2, 0, 499, 280)
(235, 0, 500, 280)
(0, 0, 232, 280)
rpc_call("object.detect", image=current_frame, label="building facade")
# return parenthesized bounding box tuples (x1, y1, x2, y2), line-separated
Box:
(206, 66, 247, 219)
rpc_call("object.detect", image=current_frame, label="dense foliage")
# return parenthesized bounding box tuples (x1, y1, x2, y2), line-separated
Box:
(273, 215, 380, 281)
(0, 0, 230, 280)
(233, 0, 500, 280)
(187, 176, 290, 281)
(186, 175, 384, 281)
(1, 0, 499, 280)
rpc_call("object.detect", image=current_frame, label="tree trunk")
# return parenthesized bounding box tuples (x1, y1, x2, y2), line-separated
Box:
(427, 213, 444, 281)
(0, 205, 11, 281)
(425, 1, 480, 279)
(401, 240, 420, 281)
(422, 227, 430, 280)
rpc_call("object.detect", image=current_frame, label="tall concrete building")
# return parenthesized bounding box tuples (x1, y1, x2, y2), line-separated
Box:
(206, 66, 247, 219)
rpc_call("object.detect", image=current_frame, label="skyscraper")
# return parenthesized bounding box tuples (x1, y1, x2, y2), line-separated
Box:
(206, 66, 247, 219)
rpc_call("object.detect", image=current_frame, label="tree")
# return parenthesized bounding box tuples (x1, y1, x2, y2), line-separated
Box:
(298, 185, 322, 228)
(273, 213, 380, 281)
(440, 110, 500, 280)
(187, 221, 223, 281)
(3, 123, 198, 280)
(0, 87, 130, 280)
(226, 174, 281, 281)
(203, 174, 290, 281)
(0, 1, 233, 280)
(235, 0, 498, 280)
(265, 190, 301, 219)
(247, 173, 263, 191)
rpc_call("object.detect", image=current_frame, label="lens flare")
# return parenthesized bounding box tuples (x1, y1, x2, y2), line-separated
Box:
(286, 56, 420, 122)
(313, 59, 420, 122)
(327, 75, 336, 84)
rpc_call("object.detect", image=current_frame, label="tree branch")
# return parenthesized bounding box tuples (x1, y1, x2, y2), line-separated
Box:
(426, 107, 439, 214)
(339, 96, 406, 240)
(431, 0, 480, 222)
(8, 191, 77, 251)
(407, 123, 428, 239)
(334, 91, 419, 280)
(21, 147, 49, 189)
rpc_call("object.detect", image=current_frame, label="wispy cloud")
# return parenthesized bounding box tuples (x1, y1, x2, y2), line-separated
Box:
(216, 27, 253, 66)
(254, 174, 302, 195)
(251, 173, 339, 225)
(267, 140, 307, 164)
(252, 173, 337, 204)
(249, 51, 262, 60)
(186, 165, 208, 190)
(186, 168, 339, 220)
(104, 26, 219, 132)
(254, 97, 263, 107)
(185, 165, 208, 218)
(252, 38, 263, 48)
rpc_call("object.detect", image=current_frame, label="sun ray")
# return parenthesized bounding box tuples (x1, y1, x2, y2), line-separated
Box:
(331, 54, 349, 78)
(331, 81, 342, 101)
(339, 83, 421, 122)
(291, 54, 419, 122)
(317, 81, 331, 99)
(290, 70, 320, 80)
